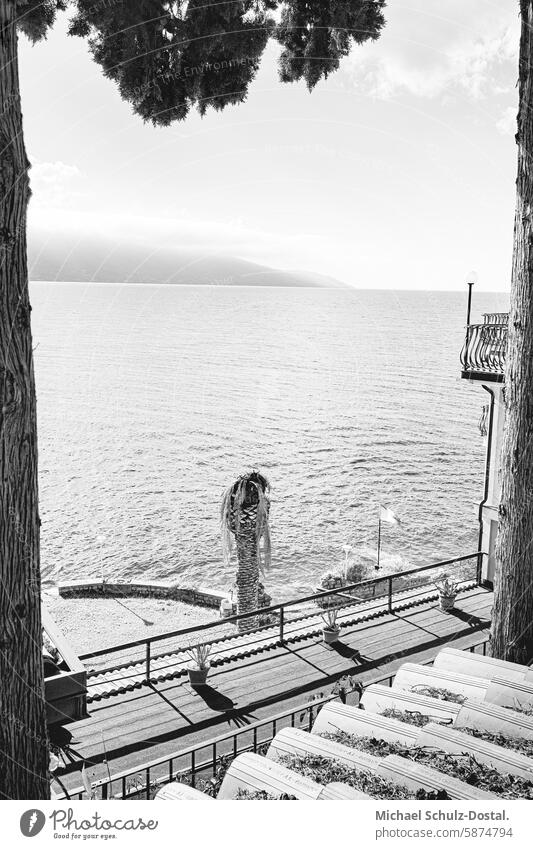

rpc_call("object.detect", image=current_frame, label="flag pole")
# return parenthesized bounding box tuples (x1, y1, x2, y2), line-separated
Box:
(376, 514, 381, 571)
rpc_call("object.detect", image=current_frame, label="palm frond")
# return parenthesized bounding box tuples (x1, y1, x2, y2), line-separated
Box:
(220, 470, 271, 571)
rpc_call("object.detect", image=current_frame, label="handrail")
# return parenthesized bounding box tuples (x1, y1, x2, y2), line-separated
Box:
(460, 321, 508, 378)
(60, 634, 490, 800)
(483, 312, 508, 325)
(79, 552, 481, 662)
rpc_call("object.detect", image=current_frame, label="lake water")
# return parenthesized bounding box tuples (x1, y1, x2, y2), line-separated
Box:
(30, 283, 508, 599)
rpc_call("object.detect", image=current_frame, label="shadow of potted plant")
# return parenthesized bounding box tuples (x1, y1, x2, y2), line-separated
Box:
(321, 608, 340, 644)
(434, 570, 459, 612)
(186, 644, 212, 686)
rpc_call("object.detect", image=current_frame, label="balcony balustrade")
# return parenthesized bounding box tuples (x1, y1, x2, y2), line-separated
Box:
(460, 313, 508, 382)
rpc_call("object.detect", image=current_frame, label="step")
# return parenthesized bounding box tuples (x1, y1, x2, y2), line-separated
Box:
(377, 755, 497, 800)
(312, 702, 419, 746)
(455, 699, 533, 741)
(434, 648, 528, 683)
(361, 684, 462, 724)
(154, 782, 214, 800)
(217, 752, 326, 800)
(267, 727, 426, 797)
(416, 723, 533, 780)
(393, 663, 488, 702)
(322, 782, 371, 799)
(484, 677, 533, 712)
(267, 727, 383, 774)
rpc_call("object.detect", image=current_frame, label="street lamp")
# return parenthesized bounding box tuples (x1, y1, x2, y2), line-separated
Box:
(466, 270, 478, 326)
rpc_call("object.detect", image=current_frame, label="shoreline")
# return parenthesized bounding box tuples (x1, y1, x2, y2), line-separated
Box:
(43, 589, 226, 657)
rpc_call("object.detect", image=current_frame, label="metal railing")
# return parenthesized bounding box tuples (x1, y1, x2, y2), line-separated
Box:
(483, 312, 508, 325)
(79, 553, 482, 685)
(58, 636, 490, 800)
(460, 318, 508, 379)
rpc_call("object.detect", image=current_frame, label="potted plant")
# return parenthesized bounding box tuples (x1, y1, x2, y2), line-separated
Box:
(186, 644, 212, 686)
(434, 570, 459, 612)
(321, 608, 340, 644)
(219, 596, 233, 618)
(316, 570, 345, 608)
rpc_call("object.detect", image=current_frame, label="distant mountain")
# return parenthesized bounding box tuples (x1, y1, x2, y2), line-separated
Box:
(28, 232, 347, 289)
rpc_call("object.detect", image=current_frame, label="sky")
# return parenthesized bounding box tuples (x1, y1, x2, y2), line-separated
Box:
(19, 0, 519, 291)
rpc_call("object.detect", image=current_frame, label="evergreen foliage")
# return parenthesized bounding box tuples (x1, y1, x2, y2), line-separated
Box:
(276, 0, 386, 89)
(15, 1, 66, 43)
(15, 1, 386, 124)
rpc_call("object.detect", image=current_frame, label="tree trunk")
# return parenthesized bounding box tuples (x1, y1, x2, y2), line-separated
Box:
(235, 527, 259, 633)
(0, 2, 49, 799)
(491, 0, 533, 664)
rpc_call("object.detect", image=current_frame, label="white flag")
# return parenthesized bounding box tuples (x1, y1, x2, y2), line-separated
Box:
(379, 504, 401, 525)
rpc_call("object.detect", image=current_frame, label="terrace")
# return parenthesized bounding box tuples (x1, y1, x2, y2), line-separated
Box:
(49, 553, 493, 799)
(55, 636, 533, 802)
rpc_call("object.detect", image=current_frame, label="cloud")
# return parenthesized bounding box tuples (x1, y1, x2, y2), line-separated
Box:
(346, 2, 519, 101)
(27, 206, 326, 273)
(29, 157, 83, 207)
(497, 105, 517, 135)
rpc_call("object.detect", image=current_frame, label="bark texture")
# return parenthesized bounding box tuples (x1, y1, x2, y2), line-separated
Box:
(234, 520, 260, 633)
(0, 1, 49, 799)
(491, 0, 533, 664)
(223, 473, 270, 633)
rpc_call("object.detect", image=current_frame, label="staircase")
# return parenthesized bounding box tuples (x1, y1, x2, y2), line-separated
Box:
(153, 647, 533, 800)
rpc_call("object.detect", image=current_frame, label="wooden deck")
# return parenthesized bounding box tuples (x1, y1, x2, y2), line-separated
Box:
(54, 584, 492, 793)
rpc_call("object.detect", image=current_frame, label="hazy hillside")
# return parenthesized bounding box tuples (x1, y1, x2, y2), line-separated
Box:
(28, 232, 347, 288)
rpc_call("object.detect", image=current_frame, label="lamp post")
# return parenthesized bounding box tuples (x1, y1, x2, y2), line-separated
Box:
(464, 271, 478, 371)
(466, 270, 478, 326)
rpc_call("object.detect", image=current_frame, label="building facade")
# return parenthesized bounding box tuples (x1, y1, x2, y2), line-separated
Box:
(460, 309, 508, 587)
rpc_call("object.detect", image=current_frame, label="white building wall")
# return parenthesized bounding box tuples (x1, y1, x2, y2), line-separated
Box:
(480, 383, 505, 585)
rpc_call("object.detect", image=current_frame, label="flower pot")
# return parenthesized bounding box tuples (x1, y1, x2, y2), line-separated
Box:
(188, 667, 209, 686)
(220, 598, 233, 619)
(322, 626, 340, 644)
(439, 593, 456, 612)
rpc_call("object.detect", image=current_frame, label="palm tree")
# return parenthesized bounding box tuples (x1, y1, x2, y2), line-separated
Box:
(221, 471, 271, 633)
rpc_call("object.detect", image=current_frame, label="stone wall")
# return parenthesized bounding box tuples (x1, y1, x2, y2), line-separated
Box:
(57, 579, 229, 609)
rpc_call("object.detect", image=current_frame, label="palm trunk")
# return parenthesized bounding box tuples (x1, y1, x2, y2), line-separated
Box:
(491, 0, 533, 664)
(0, 1, 49, 799)
(235, 528, 259, 633)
